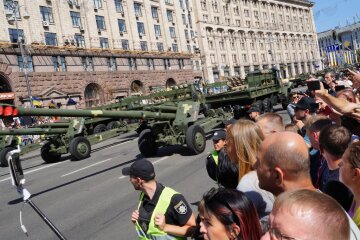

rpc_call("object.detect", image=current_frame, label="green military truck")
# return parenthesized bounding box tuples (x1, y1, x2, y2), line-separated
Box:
(202, 68, 291, 117)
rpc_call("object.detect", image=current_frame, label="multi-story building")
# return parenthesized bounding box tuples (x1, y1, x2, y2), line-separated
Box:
(192, 0, 321, 82)
(0, 0, 201, 107)
(318, 22, 360, 68)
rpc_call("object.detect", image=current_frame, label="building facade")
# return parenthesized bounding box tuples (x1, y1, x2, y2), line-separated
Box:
(318, 22, 360, 68)
(192, 0, 321, 82)
(0, 0, 201, 107)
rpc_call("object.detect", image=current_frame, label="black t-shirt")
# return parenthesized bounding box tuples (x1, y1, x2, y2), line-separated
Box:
(138, 182, 193, 233)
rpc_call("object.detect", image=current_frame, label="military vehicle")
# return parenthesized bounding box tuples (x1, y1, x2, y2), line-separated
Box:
(202, 68, 290, 115)
(0, 118, 135, 166)
(0, 101, 231, 159)
(290, 73, 310, 88)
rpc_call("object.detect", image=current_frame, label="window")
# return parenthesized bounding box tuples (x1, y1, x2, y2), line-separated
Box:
(154, 25, 161, 37)
(100, 37, 109, 48)
(52, 56, 67, 72)
(128, 58, 137, 70)
(107, 57, 117, 70)
(93, 0, 102, 8)
(8, 28, 24, 43)
(134, 2, 142, 17)
(167, 10, 173, 22)
(182, 14, 187, 25)
(82, 57, 93, 71)
(157, 42, 164, 52)
(210, 54, 215, 63)
(179, 0, 185, 9)
(184, 29, 189, 40)
(244, 9, 249, 17)
(114, 0, 123, 12)
(140, 41, 148, 51)
(121, 39, 129, 50)
(232, 54, 238, 65)
(242, 53, 247, 62)
(187, 45, 191, 52)
(221, 54, 226, 64)
(75, 35, 85, 47)
(45, 32, 57, 46)
(40, 6, 54, 23)
(169, 27, 176, 38)
(201, 0, 206, 10)
(187, 14, 192, 27)
(219, 40, 224, 50)
(96, 16, 106, 30)
(70, 11, 81, 27)
(118, 19, 127, 32)
(151, 6, 158, 19)
(252, 54, 257, 62)
(172, 44, 178, 52)
(147, 58, 154, 70)
(17, 55, 33, 72)
(137, 22, 145, 35)
(4, 0, 20, 19)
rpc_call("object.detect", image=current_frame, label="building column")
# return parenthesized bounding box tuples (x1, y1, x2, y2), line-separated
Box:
(240, 66, 246, 79)
(290, 62, 296, 77)
(297, 62, 302, 74)
(303, 62, 309, 73)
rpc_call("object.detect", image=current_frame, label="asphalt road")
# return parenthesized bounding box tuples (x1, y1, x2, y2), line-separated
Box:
(0, 105, 291, 240)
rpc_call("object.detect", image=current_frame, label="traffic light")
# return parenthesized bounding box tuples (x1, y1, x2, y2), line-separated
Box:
(0, 105, 18, 117)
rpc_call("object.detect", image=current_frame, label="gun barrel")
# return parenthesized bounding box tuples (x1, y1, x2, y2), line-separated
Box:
(0, 128, 68, 135)
(13, 106, 177, 120)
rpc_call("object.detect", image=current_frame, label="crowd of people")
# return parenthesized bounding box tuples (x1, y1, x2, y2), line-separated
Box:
(124, 68, 360, 240)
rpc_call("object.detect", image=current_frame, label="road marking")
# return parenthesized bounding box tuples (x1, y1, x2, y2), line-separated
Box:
(61, 158, 112, 177)
(0, 160, 69, 183)
(118, 156, 169, 180)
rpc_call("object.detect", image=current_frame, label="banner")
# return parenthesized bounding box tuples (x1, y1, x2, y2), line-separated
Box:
(0, 92, 15, 100)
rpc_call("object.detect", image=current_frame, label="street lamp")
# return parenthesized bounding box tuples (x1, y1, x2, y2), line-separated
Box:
(5, 0, 33, 107)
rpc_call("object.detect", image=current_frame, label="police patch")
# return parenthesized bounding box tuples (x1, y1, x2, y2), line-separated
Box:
(174, 200, 187, 215)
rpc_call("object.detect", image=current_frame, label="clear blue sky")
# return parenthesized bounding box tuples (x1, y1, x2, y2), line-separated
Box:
(313, 0, 360, 33)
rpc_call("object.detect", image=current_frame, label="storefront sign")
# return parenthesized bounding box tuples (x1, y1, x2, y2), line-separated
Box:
(0, 92, 15, 100)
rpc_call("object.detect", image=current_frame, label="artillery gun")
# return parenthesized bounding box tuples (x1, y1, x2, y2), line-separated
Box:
(0, 118, 134, 166)
(0, 101, 231, 160)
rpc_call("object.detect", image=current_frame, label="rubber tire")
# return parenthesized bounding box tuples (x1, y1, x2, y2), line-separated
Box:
(93, 124, 107, 134)
(106, 121, 120, 130)
(263, 98, 273, 112)
(253, 100, 264, 113)
(0, 147, 16, 167)
(186, 125, 206, 155)
(138, 129, 158, 157)
(41, 142, 61, 163)
(69, 136, 91, 160)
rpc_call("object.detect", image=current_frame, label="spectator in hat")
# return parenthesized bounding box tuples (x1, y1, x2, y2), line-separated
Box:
(123, 159, 196, 239)
(247, 106, 261, 121)
(206, 130, 238, 189)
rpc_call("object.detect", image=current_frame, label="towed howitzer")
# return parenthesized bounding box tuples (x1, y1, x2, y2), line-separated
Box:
(1, 101, 231, 159)
(0, 117, 135, 166)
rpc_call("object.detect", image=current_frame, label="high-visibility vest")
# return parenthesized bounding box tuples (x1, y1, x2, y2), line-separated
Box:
(135, 187, 187, 240)
(211, 150, 219, 166)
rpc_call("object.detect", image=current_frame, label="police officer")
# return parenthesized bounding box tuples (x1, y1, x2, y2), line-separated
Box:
(206, 130, 226, 182)
(206, 131, 238, 189)
(122, 159, 196, 239)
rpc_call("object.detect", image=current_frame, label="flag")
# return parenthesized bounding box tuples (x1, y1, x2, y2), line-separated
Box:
(67, 98, 77, 106)
(32, 97, 42, 107)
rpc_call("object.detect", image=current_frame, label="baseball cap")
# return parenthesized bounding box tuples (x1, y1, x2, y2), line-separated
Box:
(295, 97, 318, 113)
(122, 159, 155, 181)
(247, 106, 261, 113)
(212, 130, 226, 141)
(223, 118, 237, 126)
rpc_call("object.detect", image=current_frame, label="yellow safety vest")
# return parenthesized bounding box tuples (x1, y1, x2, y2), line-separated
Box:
(211, 150, 219, 166)
(135, 187, 187, 240)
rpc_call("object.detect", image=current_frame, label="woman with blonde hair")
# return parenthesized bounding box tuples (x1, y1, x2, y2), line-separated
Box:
(226, 119, 264, 181)
(226, 119, 274, 227)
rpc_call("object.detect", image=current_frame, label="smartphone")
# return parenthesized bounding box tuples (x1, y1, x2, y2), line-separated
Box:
(306, 80, 321, 91)
(335, 85, 346, 92)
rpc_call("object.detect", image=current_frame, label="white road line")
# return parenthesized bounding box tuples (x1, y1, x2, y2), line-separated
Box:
(118, 156, 169, 180)
(61, 158, 112, 177)
(0, 160, 69, 183)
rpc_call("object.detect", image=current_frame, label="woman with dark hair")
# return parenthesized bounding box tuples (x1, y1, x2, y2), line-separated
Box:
(199, 188, 262, 240)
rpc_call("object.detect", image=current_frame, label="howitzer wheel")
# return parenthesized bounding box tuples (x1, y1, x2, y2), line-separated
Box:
(93, 124, 107, 134)
(263, 98, 273, 113)
(0, 147, 15, 167)
(106, 121, 121, 130)
(186, 125, 206, 155)
(138, 129, 158, 157)
(69, 136, 91, 160)
(41, 142, 61, 163)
